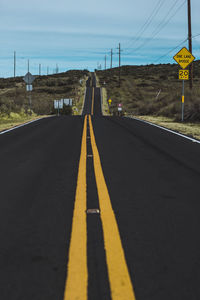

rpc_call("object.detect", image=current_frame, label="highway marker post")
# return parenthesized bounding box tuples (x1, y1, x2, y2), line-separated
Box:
(173, 47, 195, 122)
(155, 89, 161, 100)
(118, 103, 122, 116)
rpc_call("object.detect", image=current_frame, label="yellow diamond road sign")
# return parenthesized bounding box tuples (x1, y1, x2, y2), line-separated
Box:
(173, 47, 195, 69)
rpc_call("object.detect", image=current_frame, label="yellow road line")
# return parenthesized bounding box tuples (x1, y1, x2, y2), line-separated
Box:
(91, 88, 94, 115)
(63, 115, 88, 300)
(88, 115, 136, 300)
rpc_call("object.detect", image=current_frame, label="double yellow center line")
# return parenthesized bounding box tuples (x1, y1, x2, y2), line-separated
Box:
(64, 115, 136, 300)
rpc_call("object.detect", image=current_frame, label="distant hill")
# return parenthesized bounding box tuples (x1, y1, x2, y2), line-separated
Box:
(96, 61, 200, 121)
(0, 70, 89, 115)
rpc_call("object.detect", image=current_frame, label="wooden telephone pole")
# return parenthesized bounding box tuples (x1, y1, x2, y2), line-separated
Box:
(110, 49, 113, 69)
(105, 55, 107, 70)
(118, 43, 121, 87)
(188, 0, 193, 89)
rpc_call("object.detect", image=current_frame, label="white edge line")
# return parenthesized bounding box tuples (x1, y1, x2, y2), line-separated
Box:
(0, 117, 45, 135)
(126, 116, 200, 144)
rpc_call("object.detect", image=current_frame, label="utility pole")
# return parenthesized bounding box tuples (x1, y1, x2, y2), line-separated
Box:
(14, 51, 16, 78)
(47, 66, 49, 75)
(110, 49, 113, 69)
(118, 43, 121, 87)
(39, 64, 41, 75)
(105, 55, 107, 70)
(28, 59, 30, 73)
(188, 0, 193, 89)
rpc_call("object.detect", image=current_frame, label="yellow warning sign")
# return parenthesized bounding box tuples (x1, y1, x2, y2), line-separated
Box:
(108, 99, 112, 106)
(173, 47, 195, 69)
(179, 69, 189, 80)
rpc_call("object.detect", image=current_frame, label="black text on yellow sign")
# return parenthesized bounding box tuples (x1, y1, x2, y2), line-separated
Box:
(173, 47, 195, 69)
(179, 69, 189, 80)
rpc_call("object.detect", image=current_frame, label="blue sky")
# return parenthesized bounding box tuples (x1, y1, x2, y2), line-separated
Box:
(0, 0, 200, 77)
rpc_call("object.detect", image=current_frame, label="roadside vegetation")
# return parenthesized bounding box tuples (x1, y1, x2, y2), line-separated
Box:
(0, 112, 50, 132)
(0, 69, 89, 131)
(96, 61, 200, 122)
(95, 75, 110, 115)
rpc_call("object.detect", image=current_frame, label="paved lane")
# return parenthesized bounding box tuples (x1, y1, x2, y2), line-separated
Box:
(0, 116, 84, 299)
(1, 75, 200, 300)
(92, 115, 200, 300)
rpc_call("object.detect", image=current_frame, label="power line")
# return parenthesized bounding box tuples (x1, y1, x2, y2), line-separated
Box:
(118, 43, 121, 87)
(192, 33, 200, 39)
(150, 0, 180, 37)
(123, 0, 166, 50)
(151, 0, 187, 39)
(124, 0, 186, 55)
(192, 36, 200, 48)
(153, 38, 188, 63)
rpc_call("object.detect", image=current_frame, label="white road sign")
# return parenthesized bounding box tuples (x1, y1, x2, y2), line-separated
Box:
(54, 100, 59, 109)
(59, 99, 63, 109)
(26, 84, 32, 91)
(63, 98, 73, 106)
(24, 72, 35, 84)
(54, 100, 63, 109)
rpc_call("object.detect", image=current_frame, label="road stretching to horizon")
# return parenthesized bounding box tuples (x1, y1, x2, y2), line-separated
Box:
(0, 74, 200, 300)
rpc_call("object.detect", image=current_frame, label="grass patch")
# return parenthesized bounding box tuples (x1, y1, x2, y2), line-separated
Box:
(95, 73, 110, 115)
(0, 111, 48, 132)
(75, 76, 90, 115)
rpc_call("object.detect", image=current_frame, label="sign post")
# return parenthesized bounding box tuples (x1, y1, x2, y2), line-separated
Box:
(54, 99, 63, 116)
(178, 69, 189, 122)
(182, 80, 185, 122)
(108, 99, 112, 114)
(23, 72, 35, 115)
(173, 47, 195, 121)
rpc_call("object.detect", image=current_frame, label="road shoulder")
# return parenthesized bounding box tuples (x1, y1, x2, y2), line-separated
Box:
(126, 115, 200, 141)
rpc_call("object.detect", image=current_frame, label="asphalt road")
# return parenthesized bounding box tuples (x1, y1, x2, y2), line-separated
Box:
(0, 77, 200, 300)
